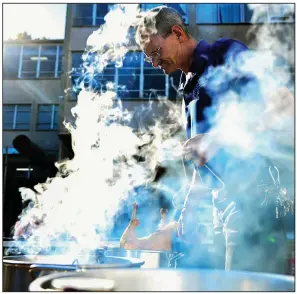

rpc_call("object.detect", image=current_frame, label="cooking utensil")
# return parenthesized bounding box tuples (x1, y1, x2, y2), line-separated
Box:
(29, 268, 294, 291)
(3, 254, 144, 292)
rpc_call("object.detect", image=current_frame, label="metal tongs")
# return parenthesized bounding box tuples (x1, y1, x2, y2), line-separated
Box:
(269, 165, 281, 188)
(261, 165, 294, 218)
(182, 152, 225, 191)
(172, 155, 225, 210)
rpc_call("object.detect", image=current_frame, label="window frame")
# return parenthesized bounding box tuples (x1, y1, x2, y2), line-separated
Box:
(36, 104, 60, 131)
(3, 104, 32, 131)
(70, 51, 171, 100)
(196, 3, 295, 24)
(3, 44, 63, 79)
(141, 3, 189, 25)
(73, 4, 112, 27)
(196, 4, 246, 24)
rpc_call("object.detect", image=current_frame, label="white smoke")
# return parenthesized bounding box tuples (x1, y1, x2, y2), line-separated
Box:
(86, 4, 140, 68)
(11, 4, 184, 256)
(248, 4, 294, 67)
(199, 4, 294, 168)
(192, 7, 295, 270)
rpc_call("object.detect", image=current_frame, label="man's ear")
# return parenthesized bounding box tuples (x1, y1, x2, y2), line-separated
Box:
(171, 25, 187, 42)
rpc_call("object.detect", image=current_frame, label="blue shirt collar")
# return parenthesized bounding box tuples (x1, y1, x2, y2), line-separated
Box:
(189, 39, 210, 75)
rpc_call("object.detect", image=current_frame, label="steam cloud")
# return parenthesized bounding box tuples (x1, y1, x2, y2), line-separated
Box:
(10, 4, 184, 256)
(198, 4, 294, 170)
(193, 4, 294, 272)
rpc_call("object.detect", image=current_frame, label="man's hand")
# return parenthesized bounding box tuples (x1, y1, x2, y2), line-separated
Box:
(182, 133, 219, 166)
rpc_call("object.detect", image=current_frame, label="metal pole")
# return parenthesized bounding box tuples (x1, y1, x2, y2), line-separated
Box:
(3, 146, 8, 200)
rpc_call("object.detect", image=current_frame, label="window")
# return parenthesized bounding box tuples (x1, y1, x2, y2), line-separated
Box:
(196, 4, 243, 24)
(196, 4, 219, 24)
(143, 60, 166, 98)
(71, 52, 83, 70)
(39, 45, 63, 78)
(73, 4, 93, 26)
(3, 44, 21, 78)
(95, 4, 109, 25)
(36, 104, 59, 130)
(118, 52, 141, 99)
(73, 4, 112, 26)
(243, 5, 254, 23)
(71, 52, 83, 98)
(21, 45, 39, 78)
(141, 4, 189, 24)
(71, 51, 114, 98)
(218, 4, 242, 23)
(3, 44, 63, 79)
(70, 51, 179, 100)
(3, 104, 31, 130)
(196, 3, 295, 24)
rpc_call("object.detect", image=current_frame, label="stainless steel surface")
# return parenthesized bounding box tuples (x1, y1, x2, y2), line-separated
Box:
(106, 248, 172, 268)
(29, 268, 295, 291)
(3, 254, 144, 292)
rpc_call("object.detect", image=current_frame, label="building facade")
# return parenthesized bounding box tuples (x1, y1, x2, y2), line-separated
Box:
(3, 39, 64, 236)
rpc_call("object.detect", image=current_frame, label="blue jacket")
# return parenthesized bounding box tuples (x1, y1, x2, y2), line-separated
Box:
(178, 38, 267, 191)
(179, 38, 251, 139)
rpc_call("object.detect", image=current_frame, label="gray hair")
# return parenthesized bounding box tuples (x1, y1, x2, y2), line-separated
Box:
(135, 6, 190, 46)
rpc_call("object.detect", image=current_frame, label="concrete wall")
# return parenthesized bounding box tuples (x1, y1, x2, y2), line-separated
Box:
(60, 98, 183, 134)
(3, 79, 63, 151)
(3, 80, 63, 104)
(70, 28, 97, 51)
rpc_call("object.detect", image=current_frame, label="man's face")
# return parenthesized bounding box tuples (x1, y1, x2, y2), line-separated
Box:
(142, 34, 179, 74)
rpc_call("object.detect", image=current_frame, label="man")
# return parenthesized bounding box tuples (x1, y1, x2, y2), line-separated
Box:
(131, 6, 292, 272)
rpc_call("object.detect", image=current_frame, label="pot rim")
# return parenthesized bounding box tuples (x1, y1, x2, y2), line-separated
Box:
(3, 255, 144, 268)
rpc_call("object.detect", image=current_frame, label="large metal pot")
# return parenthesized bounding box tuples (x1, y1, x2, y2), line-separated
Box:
(3, 254, 144, 292)
(29, 268, 294, 291)
(106, 248, 174, 268)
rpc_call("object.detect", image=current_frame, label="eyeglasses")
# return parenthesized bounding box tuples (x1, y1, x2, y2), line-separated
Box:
(144, 46, 162, 64)
(143, 32, 172, 64)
